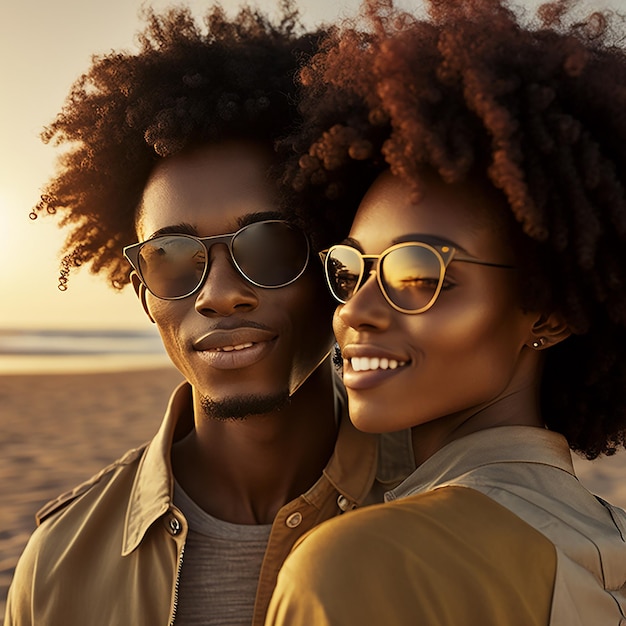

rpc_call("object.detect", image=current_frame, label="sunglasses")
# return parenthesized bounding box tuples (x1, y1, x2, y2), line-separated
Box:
(124, 219, 310, 300)
(320, 242, 514, 314)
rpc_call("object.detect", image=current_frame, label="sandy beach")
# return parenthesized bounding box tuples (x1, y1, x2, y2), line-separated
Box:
(1, 366, 625, 621)
(0, 366, 183, 621)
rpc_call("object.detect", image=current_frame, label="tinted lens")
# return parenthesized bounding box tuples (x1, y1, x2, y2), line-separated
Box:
(232, 221, 309, 287)
(137, 235, 206, 299)
(325, 246, 363, 303)
(379, 245, 443, 312)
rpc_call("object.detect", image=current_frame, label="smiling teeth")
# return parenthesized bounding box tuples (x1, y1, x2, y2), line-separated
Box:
(213, 342, 254, 352)
(351, 357, 406, 372)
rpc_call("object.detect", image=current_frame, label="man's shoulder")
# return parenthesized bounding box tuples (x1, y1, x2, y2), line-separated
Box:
(36, 443, 148, 524)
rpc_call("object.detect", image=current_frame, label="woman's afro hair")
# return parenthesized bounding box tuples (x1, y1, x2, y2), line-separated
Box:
(286, 0, 626, 458)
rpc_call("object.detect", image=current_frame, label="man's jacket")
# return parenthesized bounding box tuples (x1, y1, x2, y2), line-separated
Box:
(5, 380, 414, 626)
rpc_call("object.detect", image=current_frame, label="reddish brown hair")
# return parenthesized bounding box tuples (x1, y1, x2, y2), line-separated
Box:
(287, 0, 626, 458)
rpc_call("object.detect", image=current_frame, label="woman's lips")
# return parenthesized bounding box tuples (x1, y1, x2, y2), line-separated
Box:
(341, 345, 411, 390)
(350, 356, 407, 371)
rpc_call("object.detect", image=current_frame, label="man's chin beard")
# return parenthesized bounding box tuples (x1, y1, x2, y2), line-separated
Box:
(200, 391, 290, 421)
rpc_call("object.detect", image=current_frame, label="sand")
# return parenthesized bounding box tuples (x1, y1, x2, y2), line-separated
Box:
(1, 366, 625, 621)
(0, 366, 183, 621)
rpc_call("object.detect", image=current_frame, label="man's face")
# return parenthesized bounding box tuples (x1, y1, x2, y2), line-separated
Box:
(134, 141, 335, 417)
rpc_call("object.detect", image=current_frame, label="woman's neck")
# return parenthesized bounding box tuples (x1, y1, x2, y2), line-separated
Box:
(411, 383, 544, 467)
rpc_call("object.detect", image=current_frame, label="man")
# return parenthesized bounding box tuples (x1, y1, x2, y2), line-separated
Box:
(5, 6, 413, 626)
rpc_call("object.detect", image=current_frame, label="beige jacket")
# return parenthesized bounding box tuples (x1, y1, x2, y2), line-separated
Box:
(5, 380, 413, 626)
(268, 426, 626, 626)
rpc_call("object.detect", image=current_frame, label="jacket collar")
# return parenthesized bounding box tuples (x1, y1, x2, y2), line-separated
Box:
(387, 425, 575, 502)
(122, 373, 380, 554)
(321, 377, 379, 506)
(123, 381, 193, 555)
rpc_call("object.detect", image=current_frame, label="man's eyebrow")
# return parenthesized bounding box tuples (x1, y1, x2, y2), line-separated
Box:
(236, 211, 284, 228)
(146, 212, 285, 240)
(148, 222, 198, 239)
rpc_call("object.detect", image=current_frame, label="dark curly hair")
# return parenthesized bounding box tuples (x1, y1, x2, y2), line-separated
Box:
(286, 0, 626, 458)
(31, 1, 321, 290)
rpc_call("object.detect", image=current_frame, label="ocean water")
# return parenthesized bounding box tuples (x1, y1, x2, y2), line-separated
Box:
(0, 328, 172, 374)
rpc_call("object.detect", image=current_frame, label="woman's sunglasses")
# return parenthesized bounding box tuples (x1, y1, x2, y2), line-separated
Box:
(320, 242, 514, 314)
(124, 219, 310, 300)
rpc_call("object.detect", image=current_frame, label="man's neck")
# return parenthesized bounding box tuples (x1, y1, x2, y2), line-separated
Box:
(171, 359, 338, 524)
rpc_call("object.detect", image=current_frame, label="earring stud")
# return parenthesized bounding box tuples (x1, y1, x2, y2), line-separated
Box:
(531, 337, 546, 349)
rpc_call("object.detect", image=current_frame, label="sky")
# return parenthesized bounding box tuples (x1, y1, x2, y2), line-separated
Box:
(0, 0, 611, 329)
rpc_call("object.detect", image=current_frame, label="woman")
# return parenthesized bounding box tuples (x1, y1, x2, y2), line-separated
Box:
(266, 0, 626, 623)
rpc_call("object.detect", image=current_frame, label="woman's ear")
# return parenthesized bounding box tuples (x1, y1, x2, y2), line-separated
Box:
(527, 312, 571, 350)
(131, 272, 155, 324)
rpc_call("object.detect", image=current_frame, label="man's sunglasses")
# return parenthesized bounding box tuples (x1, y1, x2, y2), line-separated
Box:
(319, 242, 514, 314)
(124, 219, 310, 300)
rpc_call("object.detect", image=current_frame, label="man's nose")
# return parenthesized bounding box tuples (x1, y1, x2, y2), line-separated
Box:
(194, 243, 259, 316)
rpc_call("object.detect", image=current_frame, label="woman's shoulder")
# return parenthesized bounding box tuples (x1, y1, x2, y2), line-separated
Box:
(287, 485, 556, 575)
(269, 486, 557, 626)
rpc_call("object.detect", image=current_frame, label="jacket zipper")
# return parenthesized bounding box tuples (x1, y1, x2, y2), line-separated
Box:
(169, 543, 185, 626)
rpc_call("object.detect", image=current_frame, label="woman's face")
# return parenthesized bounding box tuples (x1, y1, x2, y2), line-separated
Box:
(333, 170, 540, 446)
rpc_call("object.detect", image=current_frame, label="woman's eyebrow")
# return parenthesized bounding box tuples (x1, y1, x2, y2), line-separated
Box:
(341, 236, 364, 251)
(343, 234, 471, 255)
(391, 233, 471, 254)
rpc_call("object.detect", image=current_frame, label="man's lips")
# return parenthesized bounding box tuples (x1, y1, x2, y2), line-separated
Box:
(193, 328, 277, 352)
(192, 327, 278, 370)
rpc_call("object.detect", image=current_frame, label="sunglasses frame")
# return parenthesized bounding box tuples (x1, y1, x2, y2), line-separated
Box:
(124, 219, 310, 300)
(319, 242, 514, 314)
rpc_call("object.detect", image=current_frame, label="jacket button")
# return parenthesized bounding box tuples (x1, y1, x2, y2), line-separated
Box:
(167, 515, 182, 535)
(337, 495, 355, 512)
(285, 512, 302, 528)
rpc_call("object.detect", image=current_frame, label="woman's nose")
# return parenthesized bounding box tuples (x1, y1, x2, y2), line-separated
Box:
(336, 271, 392, 332)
